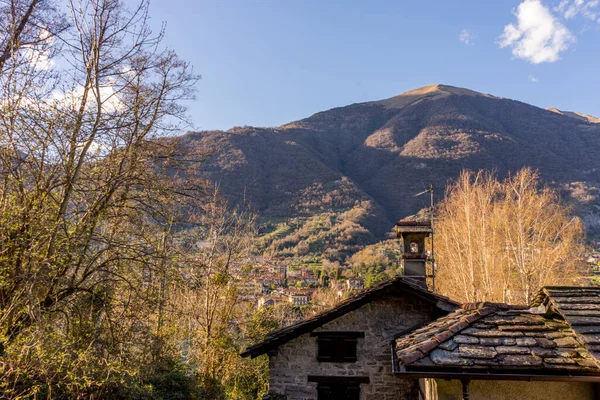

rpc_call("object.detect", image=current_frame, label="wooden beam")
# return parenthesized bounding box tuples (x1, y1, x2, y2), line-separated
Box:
(307, 375, 370, 384)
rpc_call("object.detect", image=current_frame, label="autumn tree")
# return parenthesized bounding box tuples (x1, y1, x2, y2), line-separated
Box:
(161, 189, 271, 399)
(0, 0, 202, 396)
(436, 169, 585, 304)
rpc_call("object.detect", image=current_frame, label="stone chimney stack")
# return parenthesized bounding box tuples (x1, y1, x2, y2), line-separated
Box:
(396, 220, 433, 289)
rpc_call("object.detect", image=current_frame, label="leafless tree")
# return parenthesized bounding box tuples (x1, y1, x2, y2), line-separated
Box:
(436, 169, 584, 304)
(0, 0, 201, 395)
(0, 0, 67, 74)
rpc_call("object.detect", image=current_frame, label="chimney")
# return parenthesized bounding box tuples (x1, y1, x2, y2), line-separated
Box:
(396, 220, 433, 289)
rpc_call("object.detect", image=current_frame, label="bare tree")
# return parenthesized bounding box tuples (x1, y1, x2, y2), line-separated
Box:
(0, 0, 201, 395)
(0, 0, 67, 74)
(436, 169, 584, 304)
(162, 188, 262, 397)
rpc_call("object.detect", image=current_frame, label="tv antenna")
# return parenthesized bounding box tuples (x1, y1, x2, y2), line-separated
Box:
(414, 184, 435, 291)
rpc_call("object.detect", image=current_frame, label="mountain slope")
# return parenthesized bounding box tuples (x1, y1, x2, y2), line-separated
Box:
(175, 84, 600, 252)
(547, 107, 600, 124)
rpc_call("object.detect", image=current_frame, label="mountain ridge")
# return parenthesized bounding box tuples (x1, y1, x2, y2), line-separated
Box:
(175, 84, 600, 257)
(547, 107, 600, 124)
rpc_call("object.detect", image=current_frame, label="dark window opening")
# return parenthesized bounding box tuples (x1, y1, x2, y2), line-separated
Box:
(309, 376, 368, 400)
(317, 382, 360, 400)
(311, 332, 364, 363)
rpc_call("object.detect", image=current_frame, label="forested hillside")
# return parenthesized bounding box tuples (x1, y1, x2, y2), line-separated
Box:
(176, 84, 600, 258)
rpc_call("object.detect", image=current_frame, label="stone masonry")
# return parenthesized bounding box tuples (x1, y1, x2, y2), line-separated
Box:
(267, 294, 437, 400)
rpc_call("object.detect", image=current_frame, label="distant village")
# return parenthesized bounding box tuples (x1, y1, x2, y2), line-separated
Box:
(237, 257, 365, 310)
(236, 238, 600, 313)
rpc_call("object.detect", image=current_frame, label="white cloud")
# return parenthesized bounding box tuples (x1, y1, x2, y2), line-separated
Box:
(528, 74, 540, 82)
(21, 46, 53, 70)
(20, 29, 55, 71)
(498, 0, 575, 64)
(556, 0, 599, 21)
(459, 29, 477, 46)
(51, 83, 124, 113)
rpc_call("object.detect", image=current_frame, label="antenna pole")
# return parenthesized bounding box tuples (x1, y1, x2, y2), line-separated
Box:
(412, 184, 436, 292)
(429, 184, 435, 293)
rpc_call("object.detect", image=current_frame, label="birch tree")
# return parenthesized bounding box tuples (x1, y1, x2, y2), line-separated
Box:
(436, 169, 584, 304)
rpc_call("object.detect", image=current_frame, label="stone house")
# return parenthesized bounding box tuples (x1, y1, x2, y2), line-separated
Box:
(242, 220, 600, 399)
(241, 277, 458, 399)
(242, 281, 600, 400)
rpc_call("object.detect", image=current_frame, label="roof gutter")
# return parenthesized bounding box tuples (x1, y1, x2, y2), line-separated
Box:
(393, 369, 600, 383)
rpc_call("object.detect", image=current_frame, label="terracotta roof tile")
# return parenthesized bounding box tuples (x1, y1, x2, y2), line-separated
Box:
(395, 302, 600, 375)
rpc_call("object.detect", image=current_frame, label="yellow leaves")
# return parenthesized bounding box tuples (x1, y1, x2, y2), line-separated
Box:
(436, 168, 584, 304)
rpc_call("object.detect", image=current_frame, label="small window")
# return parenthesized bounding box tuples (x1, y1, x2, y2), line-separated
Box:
(317, 382, 360, 400)
(308, 376, 369, 400)
(311, 332, 364, 363)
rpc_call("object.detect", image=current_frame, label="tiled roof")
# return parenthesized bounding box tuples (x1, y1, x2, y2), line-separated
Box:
(395, 302, 600, 375)
(534, 287, 600, 362)
(241, 277, 459, 358)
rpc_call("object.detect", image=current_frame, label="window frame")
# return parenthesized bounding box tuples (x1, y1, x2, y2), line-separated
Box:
(308, 375, 369, 400)
(311, 331, 364, 363)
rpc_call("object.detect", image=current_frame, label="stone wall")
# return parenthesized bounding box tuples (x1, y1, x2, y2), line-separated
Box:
(267, 293, 438, 400)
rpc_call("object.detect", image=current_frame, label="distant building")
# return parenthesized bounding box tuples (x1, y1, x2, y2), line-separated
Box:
(289, 293, 309, 306)
(287, 269, 301, 278)
(280, 288, 314, 306)
(346, 277, 364, 291)
(257, 295, 288, 308)
(257, 297, 274, 308)
(301, 270, 317, 286)
(302, 270, 316, 279)
(261, 275, 284, 287)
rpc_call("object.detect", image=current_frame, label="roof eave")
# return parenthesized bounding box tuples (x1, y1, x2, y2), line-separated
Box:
(394, 368, 600, 383)
(240, 278, 459, 358)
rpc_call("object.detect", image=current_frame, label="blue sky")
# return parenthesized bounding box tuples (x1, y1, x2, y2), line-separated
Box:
(147, 0, 600, 131)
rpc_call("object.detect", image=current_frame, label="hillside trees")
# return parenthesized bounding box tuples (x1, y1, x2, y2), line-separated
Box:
(435, 169, 585, 304)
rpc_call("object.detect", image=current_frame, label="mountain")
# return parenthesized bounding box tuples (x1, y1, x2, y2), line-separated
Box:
(547, 107, 600, 124)
(175, 84, 600, 256)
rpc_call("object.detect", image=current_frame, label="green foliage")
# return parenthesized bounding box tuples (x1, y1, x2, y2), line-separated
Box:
(361, 268, 385, 287)
(101, 357, 202, 400)
(144, 360, 203, 400)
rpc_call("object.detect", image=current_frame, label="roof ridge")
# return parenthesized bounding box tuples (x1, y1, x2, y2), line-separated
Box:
(461, 301, 523, 311)
(241, 277, 459, 358)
